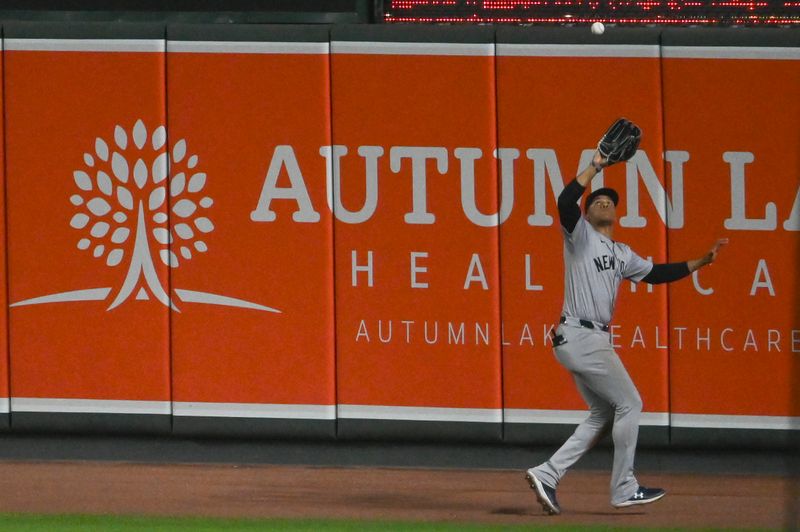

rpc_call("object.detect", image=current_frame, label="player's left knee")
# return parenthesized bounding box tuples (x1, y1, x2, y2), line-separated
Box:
(616, 395, 642, 415)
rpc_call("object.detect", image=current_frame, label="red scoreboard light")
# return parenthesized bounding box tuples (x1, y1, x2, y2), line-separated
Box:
(384, 0, 800, 25)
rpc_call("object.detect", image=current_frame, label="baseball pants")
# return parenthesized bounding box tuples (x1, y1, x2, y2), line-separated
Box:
(531, 323, 642, 505)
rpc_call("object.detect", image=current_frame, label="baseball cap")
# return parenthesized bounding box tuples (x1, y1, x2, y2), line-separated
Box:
(584, 187, 619, 211)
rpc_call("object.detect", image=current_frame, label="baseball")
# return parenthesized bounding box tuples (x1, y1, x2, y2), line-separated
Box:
(591, 22, 605, 35)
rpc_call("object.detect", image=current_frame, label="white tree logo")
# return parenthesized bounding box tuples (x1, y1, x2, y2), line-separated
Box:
(12, 119, 279, 314)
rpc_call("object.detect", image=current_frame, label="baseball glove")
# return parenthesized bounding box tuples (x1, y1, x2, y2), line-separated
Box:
(597, 118, 641, 165)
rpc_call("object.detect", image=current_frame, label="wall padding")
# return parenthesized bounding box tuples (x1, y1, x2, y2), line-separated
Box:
(330, 25, 503, 441)
(5, 22, 171, 433)
(166, 24, 337, 438)
(662, 29, 800, 447)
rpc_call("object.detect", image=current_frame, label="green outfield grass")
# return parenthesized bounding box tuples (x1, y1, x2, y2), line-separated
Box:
(0, 514, 778, 532)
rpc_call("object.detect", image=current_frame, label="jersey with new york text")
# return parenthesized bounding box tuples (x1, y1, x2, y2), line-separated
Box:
(561, 216, 653, 326)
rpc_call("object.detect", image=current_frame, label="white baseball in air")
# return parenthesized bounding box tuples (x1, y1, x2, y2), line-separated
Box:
(591, 22, 605, 35)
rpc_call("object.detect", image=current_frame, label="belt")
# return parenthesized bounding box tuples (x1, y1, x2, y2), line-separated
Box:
(560, 316, 610, 333)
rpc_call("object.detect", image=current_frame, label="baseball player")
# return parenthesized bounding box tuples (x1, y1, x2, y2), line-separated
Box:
(525, 118, 728, 514)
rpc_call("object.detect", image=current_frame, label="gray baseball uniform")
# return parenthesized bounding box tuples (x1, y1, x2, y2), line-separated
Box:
(531, 189, 653, 506)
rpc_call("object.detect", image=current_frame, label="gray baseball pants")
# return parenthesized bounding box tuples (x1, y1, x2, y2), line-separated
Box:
(531, 323, 642, 505)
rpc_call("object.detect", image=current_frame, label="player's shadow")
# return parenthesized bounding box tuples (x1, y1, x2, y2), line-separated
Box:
(573, 510, 646, 516)
(491, 507, 645, 517)
(490, 507, 533, 516)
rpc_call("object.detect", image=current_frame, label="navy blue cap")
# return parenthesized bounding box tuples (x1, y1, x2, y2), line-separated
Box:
(585, 187, 619, 211)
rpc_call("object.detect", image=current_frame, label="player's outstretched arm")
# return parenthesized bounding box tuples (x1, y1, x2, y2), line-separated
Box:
(642, 238, 729, 284)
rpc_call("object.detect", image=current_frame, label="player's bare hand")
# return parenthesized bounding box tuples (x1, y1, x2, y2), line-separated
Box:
(703, 238, 729, 266)
(688, 239, 728, 272)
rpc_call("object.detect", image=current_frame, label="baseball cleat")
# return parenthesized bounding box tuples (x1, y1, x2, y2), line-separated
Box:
(613, 486, 666, 508)
(525, 469, 561, 515)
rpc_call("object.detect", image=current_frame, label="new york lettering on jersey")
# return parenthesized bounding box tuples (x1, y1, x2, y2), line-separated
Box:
(592, 253, 626, 274)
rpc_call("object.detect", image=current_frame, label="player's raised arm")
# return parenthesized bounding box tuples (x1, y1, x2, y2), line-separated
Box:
(556, 172, 591, 233)
(556, 146, 608, 232)
(557, 118, 642, 233)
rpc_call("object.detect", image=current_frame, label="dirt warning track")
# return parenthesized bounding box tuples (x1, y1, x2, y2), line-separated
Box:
(0, 461, 794, 529)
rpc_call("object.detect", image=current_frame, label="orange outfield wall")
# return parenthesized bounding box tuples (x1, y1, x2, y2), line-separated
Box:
(0, 24, 796, 443)
(0, 46, 7, 428)
(5, 40, 171, 424)
(661, 31, 800, 431)
(330, 27, 503, 437)
(166, 26, 336, 435)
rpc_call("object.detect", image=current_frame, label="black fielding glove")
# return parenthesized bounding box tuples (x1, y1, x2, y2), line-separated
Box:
(597, 118, 642, 166)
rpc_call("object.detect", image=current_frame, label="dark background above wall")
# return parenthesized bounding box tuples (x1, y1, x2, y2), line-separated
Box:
(0, 0, 376, 24)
